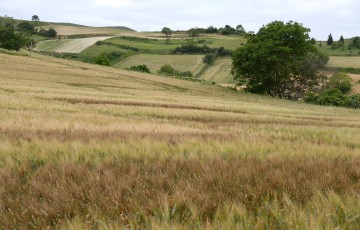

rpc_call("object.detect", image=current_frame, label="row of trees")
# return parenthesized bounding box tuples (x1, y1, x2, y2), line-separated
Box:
(326, 34, 360, 50)
(161, 24, 246, 37)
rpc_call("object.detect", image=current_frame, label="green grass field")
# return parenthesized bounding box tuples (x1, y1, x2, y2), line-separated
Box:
(0, 52, 360, 229)
(116, 54, 205, 74)
(199, 57, 235, 84)
(316, 40, 360, 56)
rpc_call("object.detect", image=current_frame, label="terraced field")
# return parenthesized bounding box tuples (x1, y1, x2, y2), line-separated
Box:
(34, 36, 113, 53)
(200, 57, 235, 84)
(1, 52, 360, 228)
(116, 54, 205, 74)
(37, 24, 134, 36)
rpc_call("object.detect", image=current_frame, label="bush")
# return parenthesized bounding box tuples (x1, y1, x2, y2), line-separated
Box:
(304, 89, 360, 109)
(129, 64, 150, 73)
(157, 64, 175, 76)
(37, 28, 57, 37)
(0, 25, 28, 51)
(203, 53, 216, 65)
(179, 71, 193, 77)
(105, 51, 123, 61)
(328, 72, 352, 93)
(157, 64, 193, 77)
(173, 44, 216, 54)
(217, 47, 232, 56)
(94, 54, 111, 66)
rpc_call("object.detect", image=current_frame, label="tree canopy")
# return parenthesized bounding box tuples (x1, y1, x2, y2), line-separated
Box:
(161, 27, 172, 37)
(232, 21, 328, 99)
(327, 34, 333, 46)
(0, 24, 28, 51)
(32, 15, 40, 21)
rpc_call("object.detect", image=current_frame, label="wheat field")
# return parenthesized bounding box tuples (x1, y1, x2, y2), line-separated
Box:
(0, 53, 360, 229)
(34, 37, 113, 53)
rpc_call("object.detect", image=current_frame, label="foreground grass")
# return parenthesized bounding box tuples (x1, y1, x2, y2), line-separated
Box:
(0, 53, 360, 229)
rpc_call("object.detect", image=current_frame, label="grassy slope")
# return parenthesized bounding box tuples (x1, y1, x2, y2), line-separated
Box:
(317, 40, 360, 56)
(116, 54, 205, 74)
(199, 57, 235, 84)
(37, 23, 134, 36)
(34, 36, 113, 53)
(0, 53, 360, 228)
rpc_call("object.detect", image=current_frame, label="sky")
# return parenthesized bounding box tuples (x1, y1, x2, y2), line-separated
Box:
(1, 0, 359, 40)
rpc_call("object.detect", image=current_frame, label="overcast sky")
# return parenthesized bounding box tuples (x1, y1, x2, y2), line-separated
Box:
(1, 0, 359, 40)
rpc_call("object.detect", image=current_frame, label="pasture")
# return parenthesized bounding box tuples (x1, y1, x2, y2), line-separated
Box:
(199, 57, 235, 84)
(0, 52, 360, 228)
(116, 54, 205, 74)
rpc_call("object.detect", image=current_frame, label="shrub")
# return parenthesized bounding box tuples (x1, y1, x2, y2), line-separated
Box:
(37, 28, 57, 37)
(328, 72, 352, 93)
(129, 64, 150, 73)
(304, 89, 360, 109)
(217, 47, 232, 56)
(106, 51, 123, 61)
(179, 71, 193, 77)
(203, 53, 216, 65)
(173, 44, 216, 54)
(94, 54, 111, 66)
(0, 25, 28, 51)
(157, 64, 193, 77)
(157, 64, 176, 76)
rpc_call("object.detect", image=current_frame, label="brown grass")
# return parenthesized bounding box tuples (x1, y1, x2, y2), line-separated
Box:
(0, 157, 359, 228)
(0, 127, 234, 142)
(1, 53, 360, 228)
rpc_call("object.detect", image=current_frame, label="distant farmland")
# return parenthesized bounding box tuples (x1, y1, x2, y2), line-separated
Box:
(116, 54, 205, 74)
(329, 56, 360, 68)
(37, 23, 134, 36)
(35, 36, 113, 53)
(200, 57, 235, 84)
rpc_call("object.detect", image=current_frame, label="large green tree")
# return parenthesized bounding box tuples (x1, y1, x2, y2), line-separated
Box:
(232, 21, 328, 99)
(0, 24, 28, 51)
(161, 27, 172, 37)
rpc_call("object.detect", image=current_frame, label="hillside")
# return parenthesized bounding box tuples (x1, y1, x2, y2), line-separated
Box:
(37, 22, 135, 36)
(199, 57, 235, 84)
(34, 36, 113, 53)
(116, 54, 205, 75)
(0, 53, 360, 228)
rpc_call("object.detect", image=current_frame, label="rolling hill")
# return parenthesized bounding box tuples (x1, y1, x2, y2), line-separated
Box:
(0, 52, 360, 228)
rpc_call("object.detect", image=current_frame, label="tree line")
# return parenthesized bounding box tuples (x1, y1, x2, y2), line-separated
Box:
(162, 24, 247, 37)
(326, 33, 360, 50)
